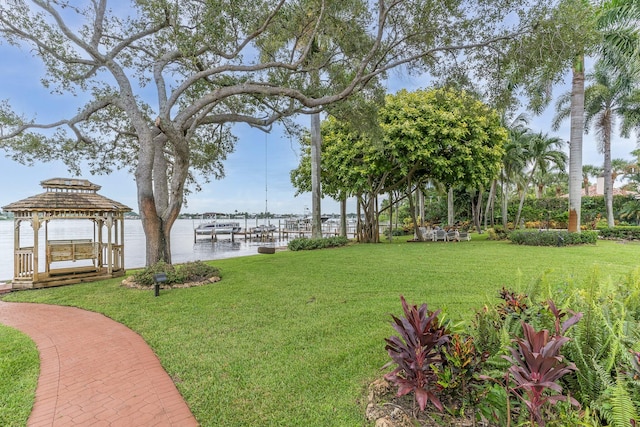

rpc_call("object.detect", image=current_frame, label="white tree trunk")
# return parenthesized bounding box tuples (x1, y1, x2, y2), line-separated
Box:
(604, 129, 614, 227)
(569, 61, 585, 233)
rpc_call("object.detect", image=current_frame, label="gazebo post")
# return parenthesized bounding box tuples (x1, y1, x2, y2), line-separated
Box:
(106, 214, 113, 275)
(44, 218, 50, 274)
(96, 218, 104, 269)
(32, 213, 40, 283)
(118, 215, 125, 271)
(13, 219, 20, 280)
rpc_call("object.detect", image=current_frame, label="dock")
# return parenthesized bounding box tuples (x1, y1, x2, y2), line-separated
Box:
(193, 218, 355, 243)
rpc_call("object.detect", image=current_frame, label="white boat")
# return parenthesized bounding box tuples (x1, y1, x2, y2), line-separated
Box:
(194, 221, 242, 235)
(251, 224, 277, 234)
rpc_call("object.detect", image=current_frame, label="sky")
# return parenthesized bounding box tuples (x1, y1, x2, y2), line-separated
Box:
(0, 27, 638, 217)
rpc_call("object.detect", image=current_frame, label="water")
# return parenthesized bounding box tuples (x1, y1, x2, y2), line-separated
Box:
(0, 218, 297, 281)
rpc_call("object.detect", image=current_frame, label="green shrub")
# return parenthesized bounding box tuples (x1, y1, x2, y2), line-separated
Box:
(176, 261, 220, 282)
(390, 228, 407, 236)
(598, 226, 640, 240)
(487, 226, 510, 241)
(509, 230, 597, 246)
(132, 260, 219, 286)
(287, 236, 349, 251)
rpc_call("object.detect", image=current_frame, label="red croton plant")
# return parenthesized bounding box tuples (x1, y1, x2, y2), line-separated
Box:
(383, 295, 450, 412)
(384, 295, 585, 425)
(503, 300, 583, 426)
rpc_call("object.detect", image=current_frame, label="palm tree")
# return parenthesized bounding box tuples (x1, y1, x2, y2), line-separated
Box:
(554, 61, 640, 227)
(514, 132, 567, 227)
(611, 157, 631, 182)
(619, 198, 640, 224)
(500, 126, 529, 227)
(568, 55, 587, 233)
(597, 0, 640, 75)
(622, 149, 640, 191)
(596, 0, 640, 226)
(533, 167, 563, 198)
(490, 114, 529, 228)
(543, 0, 638, 232)
(582, 164, 602, 196)
(549, 169, 569, 198)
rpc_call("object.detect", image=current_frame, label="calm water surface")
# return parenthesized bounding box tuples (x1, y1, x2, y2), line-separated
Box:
(0, 218, 292, 281)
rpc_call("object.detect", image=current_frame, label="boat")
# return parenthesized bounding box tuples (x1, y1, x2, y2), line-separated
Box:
(194, 221, 242, 236)
(251, 224, 277, 234)
(283, 214, 331, 231)
(194, 212, 243, 236)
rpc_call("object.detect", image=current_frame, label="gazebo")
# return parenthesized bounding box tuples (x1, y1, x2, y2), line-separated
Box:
(2, 178, 132, 289)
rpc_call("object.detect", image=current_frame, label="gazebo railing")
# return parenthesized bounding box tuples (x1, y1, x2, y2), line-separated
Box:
(15, 247, 34, 279)
(100, 244, 124, 271)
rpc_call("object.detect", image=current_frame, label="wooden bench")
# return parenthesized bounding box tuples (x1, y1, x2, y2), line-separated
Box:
(47, 239, 98, 262)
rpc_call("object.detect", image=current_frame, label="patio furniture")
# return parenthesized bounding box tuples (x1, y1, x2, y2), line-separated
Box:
(433, 229, 448, 242)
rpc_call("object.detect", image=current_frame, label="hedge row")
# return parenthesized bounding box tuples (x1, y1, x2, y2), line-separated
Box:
(287, 236, 350, 251)
(597, 226, 640, 240)
(509, 230, 598, 246)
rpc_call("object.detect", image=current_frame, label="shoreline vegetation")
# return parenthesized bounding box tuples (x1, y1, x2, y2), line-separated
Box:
(2, 236, 640, 425)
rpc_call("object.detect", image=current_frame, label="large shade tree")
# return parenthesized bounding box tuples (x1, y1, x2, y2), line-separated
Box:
(292, 87, 507, 242)
(0, 0, 546, 265)
(379, 88, 506, 239)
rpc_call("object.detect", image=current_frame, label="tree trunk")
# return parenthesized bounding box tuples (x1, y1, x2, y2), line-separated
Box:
(484, 180, 496, 230)
(357, 192, 378, 243)
(340, 196, 347, 238)
(514, 170, 534, 229)
(473, 189, 483, 233)
(388, 192, 393, 241)
(568, 59, 585, 233)
(584, 176, 590, 196)
(501, 180, 509, 228)
(603, 124, 614, 227)
(395, 194, 399, 230)
(356, 196, 362, 243)
(447, 187, 454, 226)
(418, 187, 425, 226)
(408, 184, 422, 240)
(375, 195, 380, 242)
(310, 112, 323, 238)
(136, 135, 168, 266)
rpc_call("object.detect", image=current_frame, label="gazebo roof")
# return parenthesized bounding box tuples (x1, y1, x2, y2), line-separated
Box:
(2, 177, 132, 213)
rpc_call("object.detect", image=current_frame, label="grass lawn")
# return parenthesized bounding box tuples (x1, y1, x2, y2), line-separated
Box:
(2, 237, 639, 426)
(0, 325, 39, 427)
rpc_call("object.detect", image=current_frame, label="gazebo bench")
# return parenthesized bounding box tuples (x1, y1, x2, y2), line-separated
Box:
(47, 239, 99, 262)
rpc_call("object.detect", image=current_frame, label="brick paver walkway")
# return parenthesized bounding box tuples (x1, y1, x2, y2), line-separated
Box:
(0, 301, 199, 426)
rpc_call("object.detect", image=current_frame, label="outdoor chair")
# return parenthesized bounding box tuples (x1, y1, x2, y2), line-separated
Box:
(446, 230, 459, 242)
(418, 226, 433, 241)
(433, 229, 447, 242)
(458, 231, 471, 241)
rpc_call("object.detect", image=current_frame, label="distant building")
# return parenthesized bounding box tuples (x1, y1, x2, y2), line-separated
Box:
(583, 176, 636, 197)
